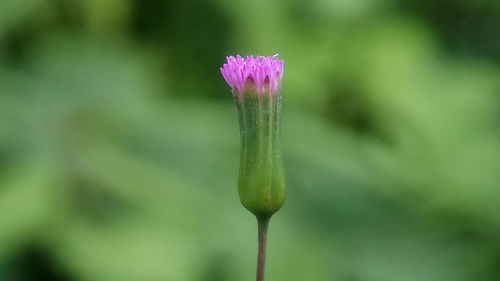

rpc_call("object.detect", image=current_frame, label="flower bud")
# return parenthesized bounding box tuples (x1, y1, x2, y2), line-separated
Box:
(221, 55, 286, 219)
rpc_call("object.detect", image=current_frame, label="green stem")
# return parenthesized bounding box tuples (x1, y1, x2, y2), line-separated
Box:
(256, 217, 270, 281)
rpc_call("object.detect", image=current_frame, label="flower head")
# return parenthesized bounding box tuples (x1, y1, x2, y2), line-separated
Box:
(220, 54, 284, 96)
(221, 54, 286, 219)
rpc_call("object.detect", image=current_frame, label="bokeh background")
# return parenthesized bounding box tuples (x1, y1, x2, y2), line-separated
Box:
(1, 0, 500, 280)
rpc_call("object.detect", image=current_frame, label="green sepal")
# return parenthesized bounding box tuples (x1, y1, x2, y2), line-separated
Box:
(235, 89, 286, 220)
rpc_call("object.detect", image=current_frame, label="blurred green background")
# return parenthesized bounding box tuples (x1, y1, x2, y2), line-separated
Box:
(1, 0, 500, 280)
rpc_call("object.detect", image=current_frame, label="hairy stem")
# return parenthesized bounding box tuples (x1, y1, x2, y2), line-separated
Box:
(256, 217, 270, 281)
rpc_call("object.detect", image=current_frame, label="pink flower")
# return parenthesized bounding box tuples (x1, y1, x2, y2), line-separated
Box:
(220, 54, 284, 96)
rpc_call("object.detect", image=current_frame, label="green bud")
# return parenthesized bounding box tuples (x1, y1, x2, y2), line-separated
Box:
(235, 89, 286, 219)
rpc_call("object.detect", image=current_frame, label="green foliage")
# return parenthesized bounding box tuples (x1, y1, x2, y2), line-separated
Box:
(0, 0, 500, 281)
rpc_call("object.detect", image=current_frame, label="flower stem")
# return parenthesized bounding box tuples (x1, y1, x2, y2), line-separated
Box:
(256, 217, 270, 281)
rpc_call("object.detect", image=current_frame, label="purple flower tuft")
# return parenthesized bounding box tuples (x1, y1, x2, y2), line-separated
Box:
(220, 54, 284, 95)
